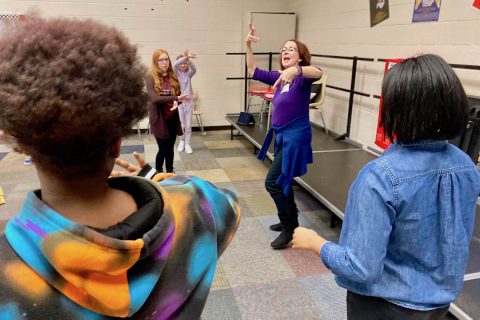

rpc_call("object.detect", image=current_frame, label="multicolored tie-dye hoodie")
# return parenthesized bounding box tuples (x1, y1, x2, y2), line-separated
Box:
(0, 174, 240, 319)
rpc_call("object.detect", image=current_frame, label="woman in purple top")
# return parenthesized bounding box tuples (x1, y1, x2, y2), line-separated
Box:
(246, 23, 322, 249)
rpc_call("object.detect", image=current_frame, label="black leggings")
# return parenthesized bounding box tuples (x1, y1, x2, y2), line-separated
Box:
(155, 119, 177, 173)
(264, 146, 298, 230)
(347, 291, 449, 320)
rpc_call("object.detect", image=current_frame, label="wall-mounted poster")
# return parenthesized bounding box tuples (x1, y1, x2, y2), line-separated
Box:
(473, 0, 480, 10)
(412, 0, 442, 22)
(370, 0, 390, 27)
(375, 59, 404, 150)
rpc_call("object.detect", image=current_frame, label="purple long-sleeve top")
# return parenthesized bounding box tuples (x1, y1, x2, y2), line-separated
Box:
(253, 67, 315, 127)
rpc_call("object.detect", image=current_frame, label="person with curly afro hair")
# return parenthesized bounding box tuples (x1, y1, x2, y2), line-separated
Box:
(0, 16, 240, 320)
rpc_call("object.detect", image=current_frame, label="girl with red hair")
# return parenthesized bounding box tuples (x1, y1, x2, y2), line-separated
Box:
(147, 49, 188, 173)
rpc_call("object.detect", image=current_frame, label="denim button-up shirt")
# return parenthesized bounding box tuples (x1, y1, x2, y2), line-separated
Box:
(321, 141, 480, 310)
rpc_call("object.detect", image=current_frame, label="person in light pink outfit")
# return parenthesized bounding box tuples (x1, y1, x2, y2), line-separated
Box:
(173, 50, 197, 154)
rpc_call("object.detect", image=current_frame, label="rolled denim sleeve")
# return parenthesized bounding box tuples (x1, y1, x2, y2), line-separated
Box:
(320, 161, 396, 284)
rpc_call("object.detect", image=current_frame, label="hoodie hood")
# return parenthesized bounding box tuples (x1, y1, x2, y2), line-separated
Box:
(5, 177, 176, 317)
(3, 175, 240, 319)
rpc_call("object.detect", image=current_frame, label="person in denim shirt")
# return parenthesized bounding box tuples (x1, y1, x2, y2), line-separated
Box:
(292, 54, 480, 320)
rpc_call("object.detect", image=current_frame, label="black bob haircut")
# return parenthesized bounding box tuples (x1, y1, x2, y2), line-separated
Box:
(380, 54, 469, 144)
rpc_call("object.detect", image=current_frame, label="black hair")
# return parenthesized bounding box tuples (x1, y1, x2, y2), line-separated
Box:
(380, 54, 469, 144)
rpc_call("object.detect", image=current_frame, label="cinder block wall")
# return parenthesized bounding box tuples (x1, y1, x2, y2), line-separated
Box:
(0, 0, 289, 128)
(1, 0, 478, 144)
(288, 0, 480, 148)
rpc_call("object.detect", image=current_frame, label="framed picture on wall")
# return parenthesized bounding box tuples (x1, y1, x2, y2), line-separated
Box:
(412, 0, 442, 23)
(370, 0, 390, 27)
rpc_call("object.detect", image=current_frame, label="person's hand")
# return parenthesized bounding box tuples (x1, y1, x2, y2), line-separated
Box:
(273, 66, 299, 90)
(0, 131, 15, 144)
(177, 93, 189, 102)
(111, 151, 147, 177)
(292, 227, 326, 254)
(0, 131, 6, 142)
(170, 100, 178, 111)
(245, 23, 259, 46)
(184, 49, 196, 59)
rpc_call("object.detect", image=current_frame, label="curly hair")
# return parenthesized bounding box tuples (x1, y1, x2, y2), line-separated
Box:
(150, 49, 180, 96)
(0, 17, 148, 174)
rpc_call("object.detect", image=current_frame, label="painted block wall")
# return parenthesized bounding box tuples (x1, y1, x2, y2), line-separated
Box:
(1, 0, 478, 145)
(0, 0, 289, 128)
(288, 0, 480, 149)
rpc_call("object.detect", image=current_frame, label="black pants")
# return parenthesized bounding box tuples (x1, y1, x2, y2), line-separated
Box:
(155, 119, 177, 173)
(264, 146, 299, 231)
(347, 291, 450, 320)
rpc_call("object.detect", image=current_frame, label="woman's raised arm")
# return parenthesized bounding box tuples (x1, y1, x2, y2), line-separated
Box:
(245, 23, 259, 76)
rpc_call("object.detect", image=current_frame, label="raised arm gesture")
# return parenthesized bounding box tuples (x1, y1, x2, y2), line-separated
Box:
(245, 23, 259, 76)
(184, 49, 196, 60)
